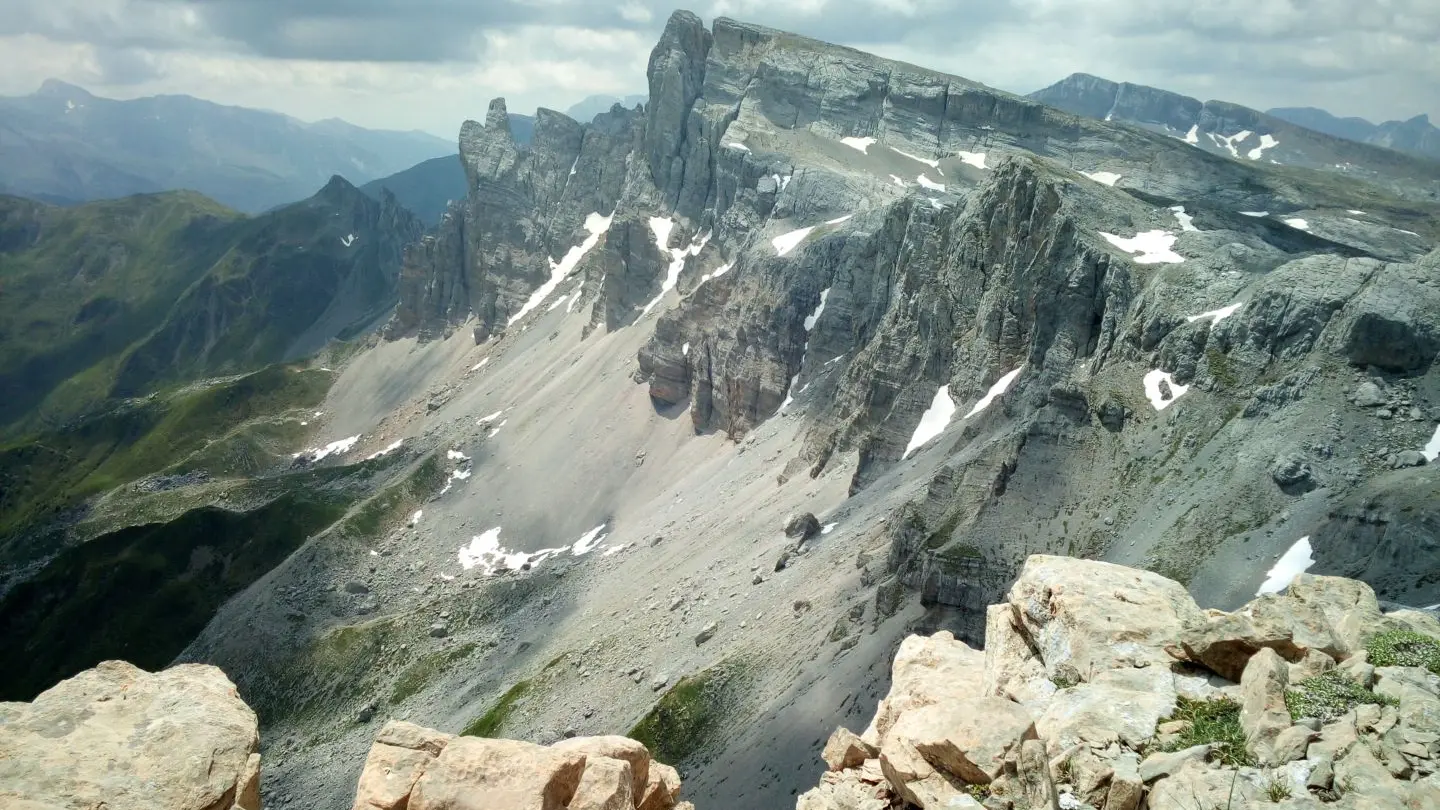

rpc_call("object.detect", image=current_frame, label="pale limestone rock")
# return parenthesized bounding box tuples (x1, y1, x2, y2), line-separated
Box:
(408, 737, 587, 810)
(1286, 574, 1384, 656)
(1138, 744, 1212, 783)
(1180, 594, 1342, 682)
(353, 722, 456, 810)
(822, 727, 878, 771)
(981, 603, 1050, 704)
(1036, 665, 1176, 750)
(862, 630, 985, 745)
(1272, 725, 1319, 764)
(1015, 738, 1059, 810)
(1007, 556, 1204, 680)
(795, 769, 889, 810)
(638, 762, 682, 810)
(552, 735, 652, 799)
(1145, 762, 1263, 810)
(0, 661, 260, 810)
(1288, 648, 1337, 682)
(568, 756, 633, 810)
(1240, 647, 1292, 764)
(1106, 755, 1143, 810)
(883, 697, 1036, 784)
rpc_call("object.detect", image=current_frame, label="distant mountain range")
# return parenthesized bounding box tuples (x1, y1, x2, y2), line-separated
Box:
(1265, 107, 1439, 162)
(0, 80, 455, 213)
(0, 177, 422, 431)
(1028, 74, 1440, 187)
(564, 94, 647, 123)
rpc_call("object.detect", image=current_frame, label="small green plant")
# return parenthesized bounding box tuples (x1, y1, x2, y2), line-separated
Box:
(462, 680, 532, 738)
(1366, 630, 1440, 674)
(1162, 696, 1253, 767)
(965, 784, 991, 801)
(1285, 670, 1395, 722)
(1264, 774, 1293, 802)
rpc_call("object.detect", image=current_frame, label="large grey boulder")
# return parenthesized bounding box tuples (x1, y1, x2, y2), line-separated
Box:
(0, 661, 261, 810)
(1331, 262, 1440, 372)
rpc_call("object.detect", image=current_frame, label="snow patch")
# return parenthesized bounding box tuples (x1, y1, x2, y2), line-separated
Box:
(459, 528, 560, 575)
(294, 435, 360, 462)
(476, 410, 504, 426)
(1247, 133, 1279, 160)
(1424, 424, 1440, 462)
(725, 142, 750, 152)
(1183, 125, 1200, 145)
(1099, 230, 1184, 264)
(571, 525, 609, 556)
(341, 234, 357, 247)
(915, 174, 945, 192)
(488, 419, 508, 438)
(568, 157, 578, 176)
(773, 226, 815, 257)
(446, 449, 469, 461)
(840, 136, 876, 154)
(821, 523, 837, 535)
(957, 151, 987, 170)
(1081, 171, 1122, 186)
(640, 222, 708, 317)
(1239, 211, 1269, 217)
(510, 211, 612, 325)
(1347, 209, 1365, 215)
(409, 510, 423, 527)
(682, 342, 691, 356)
(365, 439, 403, 461)
(903, 385, 957, 458)
(471, 358, 490, 372)
(890, 174, 907, 188)
(1170, 205, 1198, 232)
(602, 543, 630, 557)
(891, 146, 943, 174)
(565, 289, 582, 313)
(1209, 129, 1253, 158)
(964, 367, 1023, 419)
(804, 289, 830, 331)
(1143, 370, 1191, 411)
(1283, 218, 1310, 231)
(1185, 302, 1242, 326)
(1257, 537, 1315, 595)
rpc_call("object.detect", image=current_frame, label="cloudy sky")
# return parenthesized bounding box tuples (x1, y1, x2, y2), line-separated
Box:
(3, 0, 1436, 139)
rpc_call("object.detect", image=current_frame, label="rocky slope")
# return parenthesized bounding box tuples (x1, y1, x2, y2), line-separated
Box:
(6, 8, 1439, 810)
(797, 555, 1440, 810)
(1029, 73, 1440, 199)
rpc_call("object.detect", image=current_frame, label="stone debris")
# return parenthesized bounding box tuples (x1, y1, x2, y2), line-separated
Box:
(796, 555, 1440, 810)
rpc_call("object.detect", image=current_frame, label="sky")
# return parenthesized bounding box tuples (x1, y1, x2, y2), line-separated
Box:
(2, 0, 1436, 140)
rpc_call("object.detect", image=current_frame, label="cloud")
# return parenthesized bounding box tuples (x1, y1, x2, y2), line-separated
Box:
(0, 0, 1434, 138)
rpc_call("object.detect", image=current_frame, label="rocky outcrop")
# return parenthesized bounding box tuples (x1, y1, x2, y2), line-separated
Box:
(796, 555, 1440, 810)
(0, 660, 261, 810)
(351, 721, 686, 810)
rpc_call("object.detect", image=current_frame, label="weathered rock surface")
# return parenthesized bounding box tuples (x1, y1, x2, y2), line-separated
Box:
(0, 661, 260, 810)
(795, 555, 1440, 810)
(351, 724, 680, 810)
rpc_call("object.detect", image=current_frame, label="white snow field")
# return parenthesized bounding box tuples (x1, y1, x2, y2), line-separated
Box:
(840, 136, 876, 153)
(1425, 424, 1440, 462)
(510, 211, 612, 325)
(1185, 303, 1242, 326)
(294, 435, 360, 462)
(1257, 537, 1315, 595)
(903, 385, 957, 458)
(956, 151, 987, 170)
(1082, 171, 1121, 186)
(1143, 369, 1191, 411)
(915, 175, 945, 192)
(1246, 134, 1279, 160)
(773, 226, 815, 257)
(1240, 211, 1269, 217)
(964, 368, 1023, 419)
(1283, 218, 1310, 231)
(641, 218, 709, 316)
(1170, 206, 1198, 232)
(1182, 125, 1200, 145)
(1100, 230, 1185, 264)
(890, 146, 943, 174)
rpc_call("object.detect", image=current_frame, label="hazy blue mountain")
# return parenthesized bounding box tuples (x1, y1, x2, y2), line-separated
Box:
(0, 80, 454, 213)
(359, 155, 467, 226)
(1267, 107, 1440, 162)
(564, 93, 647, 123)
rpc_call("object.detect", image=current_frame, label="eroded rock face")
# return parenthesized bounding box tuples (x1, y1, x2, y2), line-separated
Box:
(351, 724, 680, 810)
(796, 554, 1440, 810)
(0, 660, 260, 810)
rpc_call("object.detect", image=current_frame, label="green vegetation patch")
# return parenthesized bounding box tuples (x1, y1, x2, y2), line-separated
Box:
(463, 680, 534, 738)
(1366, 630, 1440, 674)
(629, 661, 745, 766)
(1162, 696, 1252, 768)
(1285, 670, 1395, 722)
(391, 643, 477, 704)
(0, 491, 348, 701)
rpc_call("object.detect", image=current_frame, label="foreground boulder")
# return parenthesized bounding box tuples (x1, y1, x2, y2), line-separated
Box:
(353, 721, 685, 810)
(797, 554, 1440, 810)
(0, 660, 261, 810)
